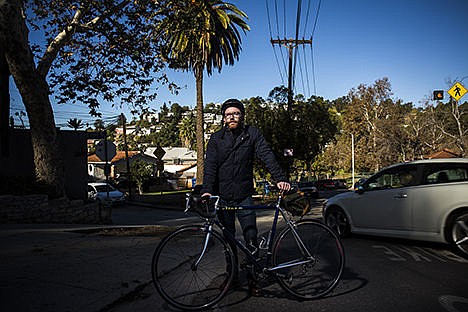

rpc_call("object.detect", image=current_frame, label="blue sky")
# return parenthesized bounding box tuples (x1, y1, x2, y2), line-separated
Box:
(9, 0, 468, 127)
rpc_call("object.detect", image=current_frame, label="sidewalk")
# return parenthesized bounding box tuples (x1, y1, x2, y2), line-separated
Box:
(0, 204, 194, 312)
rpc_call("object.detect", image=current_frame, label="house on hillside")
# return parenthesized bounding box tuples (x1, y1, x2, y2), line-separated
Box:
(87, 146, 199, 189)
(145, 147, 198, 189)
(146, 146, 197, 165)
(423, 148, 462, 159)
(87, 151, 158, 180)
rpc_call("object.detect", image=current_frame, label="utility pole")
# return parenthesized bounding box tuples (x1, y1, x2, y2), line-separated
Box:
(121, 113, 132, 200)
(270, 38, 312, 111)
(270, 38, 312, 179)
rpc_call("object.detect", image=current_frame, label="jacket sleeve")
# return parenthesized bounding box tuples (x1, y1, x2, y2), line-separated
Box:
(200, 135, 218, 194)
(253, 128, 288, 183)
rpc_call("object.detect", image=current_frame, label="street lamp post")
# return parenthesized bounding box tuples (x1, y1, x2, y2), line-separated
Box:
(351, 133, 355, 188)
(341, 130, 356, 188)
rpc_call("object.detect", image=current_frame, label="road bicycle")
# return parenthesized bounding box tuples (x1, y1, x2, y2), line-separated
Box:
(151, 189, 345, 310)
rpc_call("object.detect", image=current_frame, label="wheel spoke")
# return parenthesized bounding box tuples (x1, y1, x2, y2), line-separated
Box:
(273, 221, 344, 299)
(152, 226, 234, 310)
(456, 220, 468, 233)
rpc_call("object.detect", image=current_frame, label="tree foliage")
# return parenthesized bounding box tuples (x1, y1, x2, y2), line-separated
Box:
(319, 77, 467, 180)
(0, 0, 172, 196)
(67, 118, 83, 130)
(25, 0, 172, 115)
(179, 114, 196, 149)
(154, 0, 250, 184)
(130, 159, 155, 195)
(245, 90, 339, 181)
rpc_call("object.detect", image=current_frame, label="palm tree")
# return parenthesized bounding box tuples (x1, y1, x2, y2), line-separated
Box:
(155, 0, 250, 184)
(67, 118, 84, 131)
(179, 115, 196, 149)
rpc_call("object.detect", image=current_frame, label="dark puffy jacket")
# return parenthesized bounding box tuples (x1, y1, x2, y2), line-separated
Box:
(201, 125, 287, 201)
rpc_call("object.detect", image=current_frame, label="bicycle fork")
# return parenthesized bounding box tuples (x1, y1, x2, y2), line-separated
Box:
(191, 225, 213, 271)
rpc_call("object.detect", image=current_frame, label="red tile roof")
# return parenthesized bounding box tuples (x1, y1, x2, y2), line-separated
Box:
(88, 151, 140, 163)
(424, 148, 461, 159)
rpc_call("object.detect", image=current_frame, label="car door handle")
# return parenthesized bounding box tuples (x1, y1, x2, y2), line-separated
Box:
(394, 193, 408, 199)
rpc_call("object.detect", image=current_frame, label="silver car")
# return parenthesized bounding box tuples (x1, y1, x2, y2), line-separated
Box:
(88, 182, 126, 205)
(323, 158, 468, 257)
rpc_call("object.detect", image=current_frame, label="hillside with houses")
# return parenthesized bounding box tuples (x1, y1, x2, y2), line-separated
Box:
(86, 102, 223, 191)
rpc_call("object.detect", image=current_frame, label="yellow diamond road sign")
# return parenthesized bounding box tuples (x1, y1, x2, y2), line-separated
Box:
(448, 82, 467, 101)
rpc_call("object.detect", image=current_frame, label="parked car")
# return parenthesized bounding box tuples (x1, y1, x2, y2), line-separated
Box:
(87, 182, 126, 205)
(323, 158, 468, 257)
(333, 179, 348, 189)
(314, 179, 347, 190)
(297, 181, 319, 198)
(315, 179, 336, 189)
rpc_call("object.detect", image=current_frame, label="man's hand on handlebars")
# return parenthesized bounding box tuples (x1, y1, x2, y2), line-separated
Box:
(277, 181, 291, 193)
(201, 193, 212, 200)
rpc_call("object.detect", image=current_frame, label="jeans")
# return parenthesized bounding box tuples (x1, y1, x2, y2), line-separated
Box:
(217, 196, 258, 247)
(218, 196, 258, 277)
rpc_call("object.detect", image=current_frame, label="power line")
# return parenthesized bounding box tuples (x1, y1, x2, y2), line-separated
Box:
(310, 44, 317, 96)
(267, 0, 321, 100)
(266, 0, 286, 84)
(312, 0, 322, 37)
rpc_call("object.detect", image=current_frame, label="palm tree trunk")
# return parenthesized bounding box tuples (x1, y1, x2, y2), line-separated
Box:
(195, 66, 205, 185)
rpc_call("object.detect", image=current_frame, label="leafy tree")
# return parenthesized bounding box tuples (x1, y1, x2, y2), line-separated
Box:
(169, 102, 184, 120)
(130, 160, 155, 195)
(67, 118, 83, 131)
(154, 0, 250, 184)
(93, 119, 105, 132)
(157, 120, 181, 147)
(245, 92, 339, 181)
(204, 102, 220, 113)
(344, 77, 397, 172)
(0, 0, 169, 197)
(424, 99, 467, 157)
(291, 96, 339, 173)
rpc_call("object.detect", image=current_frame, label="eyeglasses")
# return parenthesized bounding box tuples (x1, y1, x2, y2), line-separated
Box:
(224, 111, 242, 119)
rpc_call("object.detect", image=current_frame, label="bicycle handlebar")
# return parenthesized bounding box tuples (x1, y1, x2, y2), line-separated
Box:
(185, 185, 300, 218)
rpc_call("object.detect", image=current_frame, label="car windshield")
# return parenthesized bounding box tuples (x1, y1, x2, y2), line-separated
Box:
(94, 184, 115, 192)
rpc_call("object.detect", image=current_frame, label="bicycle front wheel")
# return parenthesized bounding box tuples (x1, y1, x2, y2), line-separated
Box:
(273, 220, 345, 299)
(152, 225, 235, 310)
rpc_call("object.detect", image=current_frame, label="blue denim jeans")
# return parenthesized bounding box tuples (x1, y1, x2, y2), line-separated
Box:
(217, 196, 258, 247)
(218, 196, 259, 279)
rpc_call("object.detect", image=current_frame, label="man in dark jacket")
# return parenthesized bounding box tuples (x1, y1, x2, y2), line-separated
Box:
(201, 98, 290, 295)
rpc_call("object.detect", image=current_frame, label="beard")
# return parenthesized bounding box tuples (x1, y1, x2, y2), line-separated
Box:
(226, 119, 240, 129)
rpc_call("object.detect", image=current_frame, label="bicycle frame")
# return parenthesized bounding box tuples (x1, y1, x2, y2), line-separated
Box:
(188, 194, 315, 275)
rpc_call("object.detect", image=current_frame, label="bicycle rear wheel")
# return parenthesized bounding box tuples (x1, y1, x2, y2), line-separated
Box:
(273, 220, 345, 299)
(152, 225, 235, 310)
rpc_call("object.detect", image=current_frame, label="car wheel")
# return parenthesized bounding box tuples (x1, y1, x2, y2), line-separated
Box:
(450, 211, 468, 257)
(325, 207, 351, 237)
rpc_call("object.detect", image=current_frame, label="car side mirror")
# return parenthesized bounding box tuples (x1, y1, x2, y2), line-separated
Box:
(355, 185, 365, 195)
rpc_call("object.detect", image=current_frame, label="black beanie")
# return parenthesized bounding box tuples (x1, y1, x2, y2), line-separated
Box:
(221, 99, 245, 116)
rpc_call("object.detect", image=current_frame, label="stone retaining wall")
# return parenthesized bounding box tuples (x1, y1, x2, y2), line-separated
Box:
(0, 195, 110, 224)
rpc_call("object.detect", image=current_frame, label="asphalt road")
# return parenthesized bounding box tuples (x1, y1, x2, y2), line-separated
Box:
(2, 190, 466, 312)
(106, 193, 468, 312)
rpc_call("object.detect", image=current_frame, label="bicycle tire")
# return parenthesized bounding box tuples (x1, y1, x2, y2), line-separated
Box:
(273, 220, 345, 299)
(152, 225, 235, 310)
